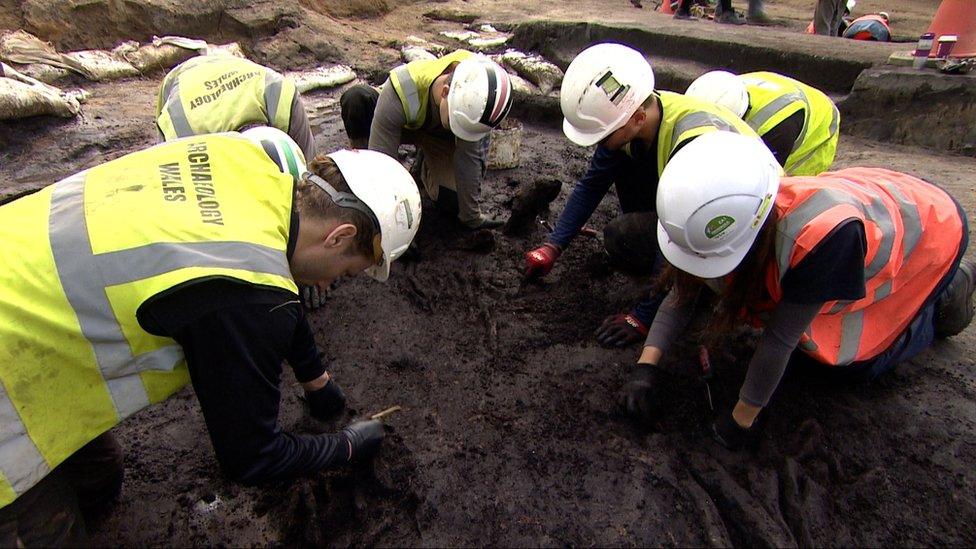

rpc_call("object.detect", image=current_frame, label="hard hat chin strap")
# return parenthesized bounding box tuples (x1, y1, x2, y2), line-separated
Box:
(303, 172, 380, 231)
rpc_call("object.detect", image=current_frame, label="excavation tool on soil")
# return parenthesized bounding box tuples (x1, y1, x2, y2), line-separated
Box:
(699, 345, 715, 412)
(370, 406, 403, 420)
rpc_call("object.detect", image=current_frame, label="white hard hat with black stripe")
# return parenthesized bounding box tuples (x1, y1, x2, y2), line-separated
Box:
(240, 126, 306, 181)
(448, 55, 514, 142)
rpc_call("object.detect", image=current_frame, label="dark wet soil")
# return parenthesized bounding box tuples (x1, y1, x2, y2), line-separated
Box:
(1, 6, 975, 544)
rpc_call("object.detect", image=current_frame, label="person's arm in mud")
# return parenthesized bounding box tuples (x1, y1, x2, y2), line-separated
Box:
(367, 82, 406, 158)
(637, 291, 696, 366)
(138, 281, 350, 484)
(733, 220, 867, 428)
(287, 92, 316, 161)
(619, 290, 695, 421)
(547, 145, 626, 249)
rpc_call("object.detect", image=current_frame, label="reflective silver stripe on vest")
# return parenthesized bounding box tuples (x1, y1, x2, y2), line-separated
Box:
(97, 241, 292, 286)
(48, 173, 291, 421)
(873, 279, 893, 302)
(837, 309, 865, 365)
(828, 104, 840, 137)
(264, 70, 284, 123)
(827, 300, 852, 314)
(50, 174, 156, 417)
(748, 92, 804, 138)
(799, 326, 818, 351)
(165, 80, 194, 138)
(775, 186, 895, 283)
(669, 111, 741, 154)
(875, 180, 922, 261)
(0, 386, 50, 496)
(392, 65, 422, 124)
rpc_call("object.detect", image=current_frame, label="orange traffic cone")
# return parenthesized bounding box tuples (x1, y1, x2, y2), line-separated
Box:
(926, 0, 976, 57)
(659, 1, 675, 15)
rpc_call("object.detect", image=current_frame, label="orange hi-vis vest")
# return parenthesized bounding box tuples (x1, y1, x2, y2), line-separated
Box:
(761, 168, 964, 365)
(843, 15, 891, 41)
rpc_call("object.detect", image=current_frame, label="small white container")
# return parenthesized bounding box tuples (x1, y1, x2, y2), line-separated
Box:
(486, 118, 522, 170)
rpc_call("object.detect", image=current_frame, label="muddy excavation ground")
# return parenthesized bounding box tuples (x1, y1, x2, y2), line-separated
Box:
(1, 0, 975, 546)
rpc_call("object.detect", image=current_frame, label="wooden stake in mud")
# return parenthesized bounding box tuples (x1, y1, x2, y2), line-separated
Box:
(370, 405, 402, 420)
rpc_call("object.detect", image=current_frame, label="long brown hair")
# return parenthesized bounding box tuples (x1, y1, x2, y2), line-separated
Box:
(654, 208, 779, 343)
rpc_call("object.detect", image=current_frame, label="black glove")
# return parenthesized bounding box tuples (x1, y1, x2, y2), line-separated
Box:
(596, 313, 649, 348)
(304, 377, 347, 420)
(712, 410, 760, 451)
(342, 419, 384, 463)
(617, 364, 667, 423)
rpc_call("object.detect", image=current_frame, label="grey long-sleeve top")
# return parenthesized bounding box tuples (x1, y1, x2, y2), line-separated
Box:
(367, 81, 483, 190)
(644, 221, 868, 407)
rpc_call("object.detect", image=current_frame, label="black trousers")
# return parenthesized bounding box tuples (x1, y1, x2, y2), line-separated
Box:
(0, 432, 123, 546)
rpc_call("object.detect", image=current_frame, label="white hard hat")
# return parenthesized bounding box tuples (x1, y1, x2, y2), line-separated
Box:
(656, 131, 782, 279)
(447, 55, 514, 142)
(240, 126, 306, 181)
(685, 70, 749, 118)
(323, 149, 422, 282)
(560, 43, 655, 146)
(847, 0, 856, 11)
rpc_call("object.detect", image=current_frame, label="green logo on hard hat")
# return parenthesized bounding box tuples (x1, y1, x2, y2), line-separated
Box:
(705, 215, 735, 239)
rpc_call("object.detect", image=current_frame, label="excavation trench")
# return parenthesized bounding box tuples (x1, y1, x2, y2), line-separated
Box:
(0, 7, 973, 541)
(50, 81, 974, 546)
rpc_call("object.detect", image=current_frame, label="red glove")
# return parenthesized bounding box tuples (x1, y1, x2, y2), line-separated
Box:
(523, 243, 561, 280)
(596, 313, 649, 347)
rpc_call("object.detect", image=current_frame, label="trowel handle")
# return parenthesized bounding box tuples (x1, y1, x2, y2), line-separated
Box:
(698, 345, 713, 379)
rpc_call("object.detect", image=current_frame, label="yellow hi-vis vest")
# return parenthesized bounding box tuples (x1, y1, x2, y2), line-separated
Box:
(155, 56, 298, 141)
(624, 91, 760, 177)
(740, 71, 840, 176)
(389, 49, 473, 130)
(0, 133, 298, 508)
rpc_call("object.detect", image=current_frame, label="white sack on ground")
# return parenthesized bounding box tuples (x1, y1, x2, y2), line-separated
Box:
(62, 50, 139, 81)
(286, 65, 356, 93)
(500, 50, 564, 95)
(402, 45, 437, 63)
(114, 40, 196, 74)
(0, 63, 81, 120)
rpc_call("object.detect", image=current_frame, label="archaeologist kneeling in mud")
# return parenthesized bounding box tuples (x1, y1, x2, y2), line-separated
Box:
(0, 127, 421, 545)
(339, 50, 514, 229)
(522, 43, 761, 348)
(156, 55, 315, 159)
(155, 55, 329, 307)
(686, 70, 840, 176)
(620, 131, 974, 450)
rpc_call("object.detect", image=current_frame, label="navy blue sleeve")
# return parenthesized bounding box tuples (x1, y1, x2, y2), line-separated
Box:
(173, 302, 346, 484)
(547, 145, 625, 249)
(781, 220, 867, 304)
(138, 280, 344, 484)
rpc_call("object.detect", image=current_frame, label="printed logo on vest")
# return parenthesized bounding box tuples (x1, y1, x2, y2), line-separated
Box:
(705, 215, 736, 239)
